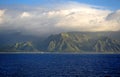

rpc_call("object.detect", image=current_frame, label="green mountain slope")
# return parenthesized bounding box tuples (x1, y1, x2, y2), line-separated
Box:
(4, 41, 38, 52)
(43, 32, 120, 52)
(0, 31, 120, 52)
(94, 37, 120, 52)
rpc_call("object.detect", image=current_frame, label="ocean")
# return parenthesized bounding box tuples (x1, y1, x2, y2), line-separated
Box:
(0, 53, 120, 77)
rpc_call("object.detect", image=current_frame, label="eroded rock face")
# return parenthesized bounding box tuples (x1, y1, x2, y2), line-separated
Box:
(0, 31, 120, 52)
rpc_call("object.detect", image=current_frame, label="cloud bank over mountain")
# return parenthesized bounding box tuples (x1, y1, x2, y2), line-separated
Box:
(0, 2, 120, 35)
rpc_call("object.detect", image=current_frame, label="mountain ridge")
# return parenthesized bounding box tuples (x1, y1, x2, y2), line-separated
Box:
(0, 31, 120, 52)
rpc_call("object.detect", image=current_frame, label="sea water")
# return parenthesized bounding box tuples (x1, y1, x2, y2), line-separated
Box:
(0, 53, 120, 77)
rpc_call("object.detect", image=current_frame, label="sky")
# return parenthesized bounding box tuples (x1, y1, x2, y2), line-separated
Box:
(0, 0, 120, 35)
(0, 0, 120, 10)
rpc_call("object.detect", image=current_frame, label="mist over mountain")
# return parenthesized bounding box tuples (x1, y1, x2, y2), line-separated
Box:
(0, 1, 120, 52)
(0, 31, 120, 52)
(0, 1, 120, 36)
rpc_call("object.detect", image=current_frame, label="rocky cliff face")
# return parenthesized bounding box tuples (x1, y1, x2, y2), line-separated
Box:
(0, 31, 120, 52)
(43, 32, 120, 52)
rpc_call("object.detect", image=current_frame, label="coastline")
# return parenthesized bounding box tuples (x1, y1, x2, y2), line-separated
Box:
(0, 51, 120, 54)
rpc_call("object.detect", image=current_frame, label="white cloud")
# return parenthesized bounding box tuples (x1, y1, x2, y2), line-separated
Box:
(20, 12, 31, 18)
(0, 2, 120, 35)
(0, 10, 5, 24)
(56, 8, 111, 31)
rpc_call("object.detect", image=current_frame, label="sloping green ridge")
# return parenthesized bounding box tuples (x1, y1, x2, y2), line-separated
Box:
(45, 32, 120, 52)
(1, 32, 120, 52)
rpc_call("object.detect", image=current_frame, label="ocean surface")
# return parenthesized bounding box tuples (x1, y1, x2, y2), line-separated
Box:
(0, 53, 120, 77)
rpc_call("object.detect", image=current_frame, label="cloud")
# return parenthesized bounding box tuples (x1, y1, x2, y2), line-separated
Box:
(0, 2, 120, 36)
(56, 7, 111, 31)
(20, 12, 31, 18)
(0, 10, 5, 24)
(106, 10, 120, 24)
